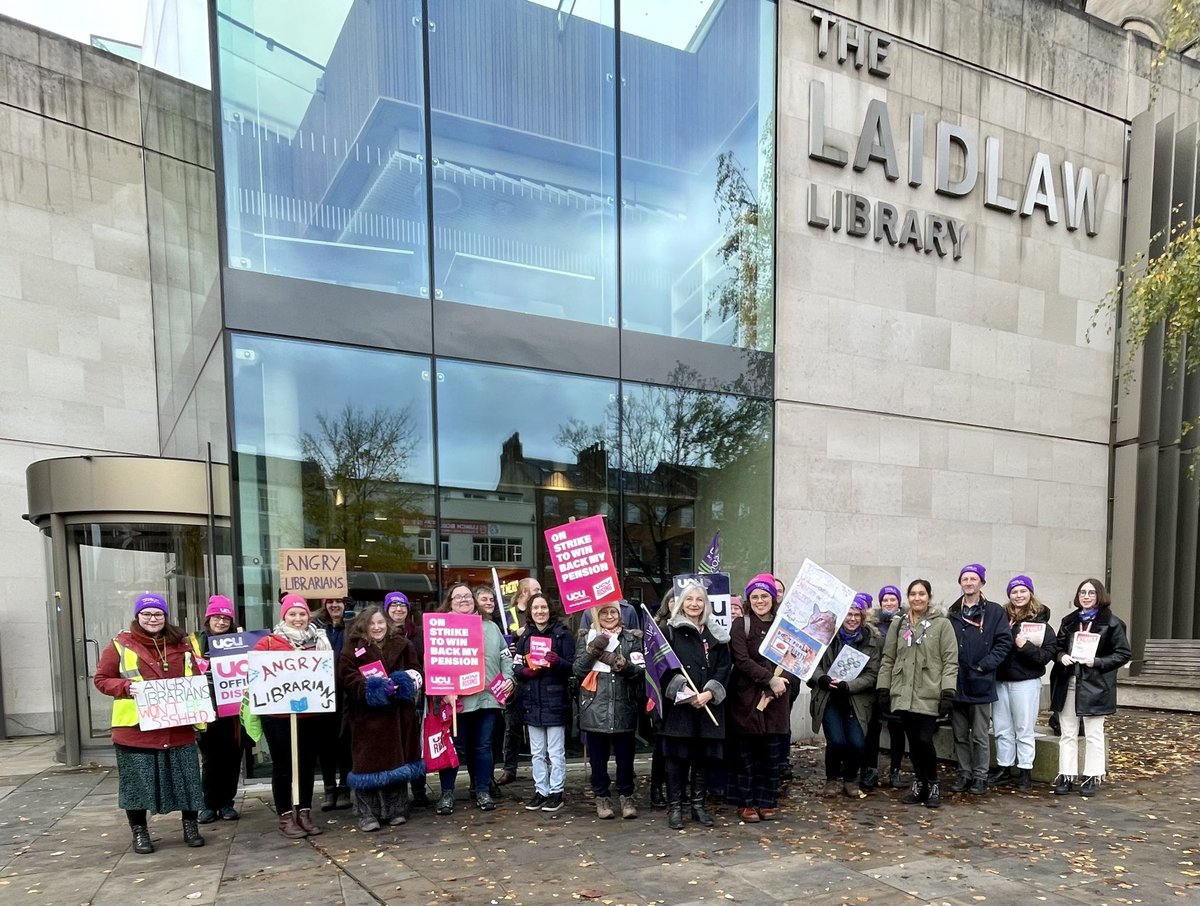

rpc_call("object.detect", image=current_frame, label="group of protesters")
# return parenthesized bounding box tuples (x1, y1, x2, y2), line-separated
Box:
(93, 561, 1130, 851)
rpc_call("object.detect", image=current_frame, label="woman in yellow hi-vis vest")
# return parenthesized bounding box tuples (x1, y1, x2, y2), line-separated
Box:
(94, 593, 207, 855)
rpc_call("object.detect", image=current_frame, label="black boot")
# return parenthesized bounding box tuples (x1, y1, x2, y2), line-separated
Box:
(131, 824, 153, 854)
(924, 781, 942, 809)
(901, 780, 928, 805)
(1016, 768, 1032, 791)
(860, 767, 880, 790)
(665, 759, 687, 830)
(650, 782, 667, 809)
(689, 765, 714, 827)
(182, 818, 205, 848)
(986, 766, 1012, 786)
(1054, 775, 1074, 795)
(949, 772, 972, 793)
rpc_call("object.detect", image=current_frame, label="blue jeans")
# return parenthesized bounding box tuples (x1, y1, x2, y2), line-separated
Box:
(439, 708, 498, 795)
(822, 697, 865, 782)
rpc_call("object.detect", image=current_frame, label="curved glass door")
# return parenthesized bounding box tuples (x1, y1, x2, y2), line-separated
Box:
(70, 523, 232, 740)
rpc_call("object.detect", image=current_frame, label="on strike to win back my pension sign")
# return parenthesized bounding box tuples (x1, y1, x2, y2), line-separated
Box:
(544, 515, 622, 614)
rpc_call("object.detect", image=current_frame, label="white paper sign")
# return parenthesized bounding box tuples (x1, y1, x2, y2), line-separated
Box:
(246, 650, 336, 715)
(827, 644, 870, 683)
(1070, 630, 1100, 663)
(759, 559, 855, 681)
(586, 629, 619, 673)
(132, 675, 216, 730)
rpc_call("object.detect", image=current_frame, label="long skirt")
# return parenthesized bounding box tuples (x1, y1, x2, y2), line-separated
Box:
(115, 743, 204, 814)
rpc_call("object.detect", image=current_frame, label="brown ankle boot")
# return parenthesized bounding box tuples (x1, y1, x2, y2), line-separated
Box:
(296, 807, 322, 835)
(278, 810, 307, 839)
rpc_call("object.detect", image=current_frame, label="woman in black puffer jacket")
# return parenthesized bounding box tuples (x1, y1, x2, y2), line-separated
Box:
(574, 602, 644, 820)
(514, 594, 576, 812)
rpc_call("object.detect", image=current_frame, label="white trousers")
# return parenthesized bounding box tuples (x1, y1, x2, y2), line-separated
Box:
(528, 726, 566, 796)
(994, 678, 1041, 769)
(1056, 679, 1106, 778)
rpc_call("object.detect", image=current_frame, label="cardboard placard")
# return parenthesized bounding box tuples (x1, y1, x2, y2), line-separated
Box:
(423, 613, 485, 695)
(544, 515, 622, 613)
(246, 650, 336, 715)
(278, 548, 347, 599)
(132, 675, 216, 730)
(207, 630, 269, 718)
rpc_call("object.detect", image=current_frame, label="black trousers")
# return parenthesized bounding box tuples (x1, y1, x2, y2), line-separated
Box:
(900, 711, 939, 784)
(586, 731, 636, 797)
(198, 714, 242, 810)
(262, 717, 321, 813)
(317, 711, 351, 791)
(501, 688, 525, 773)
(863, 713, 906, 772)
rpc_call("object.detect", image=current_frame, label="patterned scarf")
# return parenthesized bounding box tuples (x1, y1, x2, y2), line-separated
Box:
(271, 621, 332, 650)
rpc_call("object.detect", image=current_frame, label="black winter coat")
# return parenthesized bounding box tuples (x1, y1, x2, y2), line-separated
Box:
(515, 621, 575, 728)
(660, 616, 731, 742)
(1049, 608, 1131, 717)
(947, 598, 1013, 704)
(996, 605, 1056, 682)
(573, 628, 644, 734)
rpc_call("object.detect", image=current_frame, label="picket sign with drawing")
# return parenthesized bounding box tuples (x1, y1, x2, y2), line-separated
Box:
(756, 559, 856, 710)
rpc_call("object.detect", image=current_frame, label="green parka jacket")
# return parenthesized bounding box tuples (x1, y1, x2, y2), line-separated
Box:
(877, 608, 959, 717)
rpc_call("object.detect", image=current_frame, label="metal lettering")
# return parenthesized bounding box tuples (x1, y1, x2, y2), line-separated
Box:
(909, 113, 924, 187)
(847, 194, 872, 236)
(868, 33, 891, 77)
(1062, 161, 1103, 235)
(812, 9, 836, 58)
(935, 122, 978, 197)
(853, 99, 900, 180)
(808, 81, 848, 166)
(898, 209, 923, 251)
(925, 215, 950, 256)
(832, 190, 844, 232)
(874, 201, 900, 244)
(807, 183, 830, 229)
(983, 137, 1018, 213)
(947, 219, 968, 260)
(837, 20, 867, 68)
(1021, 151, 1060, 223)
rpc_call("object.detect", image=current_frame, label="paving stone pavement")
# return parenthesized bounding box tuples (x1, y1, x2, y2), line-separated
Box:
(1, 710, 1198, 906)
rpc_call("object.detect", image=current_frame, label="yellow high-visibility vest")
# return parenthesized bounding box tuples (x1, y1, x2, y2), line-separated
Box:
(110, 635, 204, 729)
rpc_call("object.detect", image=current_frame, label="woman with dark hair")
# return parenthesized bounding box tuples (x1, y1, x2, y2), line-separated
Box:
(877, 579, 958, 809)
(515, 592, 575, 812)
(338, 605, 423, 831)
(94, 593, 207, 854)
(253, 594, 332, 838)
(434, 582, 513, 815)
(729, 574, 791, 822)
(989, 575, 1056, 790)
(659, 579, 731, 830)
(1050, 578, 1131, 797)
(810, 593, 883, 800)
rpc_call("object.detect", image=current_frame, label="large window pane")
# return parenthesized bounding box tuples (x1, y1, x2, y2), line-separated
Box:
(436, 360, 617, 598)
(620, 0, 775, 350)
(216, 0, 428, 295)
(618, 380, 773, 603)
(427, 0, 617, 325)
(230, 335, 437, 627)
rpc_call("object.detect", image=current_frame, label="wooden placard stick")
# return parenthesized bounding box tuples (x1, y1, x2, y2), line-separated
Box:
(757, 666, 785, 711)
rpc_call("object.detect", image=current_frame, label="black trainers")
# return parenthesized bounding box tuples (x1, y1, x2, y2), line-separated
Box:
(197, 808, 217, 825)
(1053, 775, 1074, 795)
(889, 768, 904, 788)
(477, 792, 496, 811)
(860, 767, 879, 789)
(986, 766, 1012, 786)
(435, 791, 455, 815)
(901, 781, 927, 805)
(541, 792, 565, 812)
(924, 782, 942, 809)
(949, 773, 972, 793)
(1079, 776, 1099, 797)
(525, 792, 547, 811)
(969, 778, 988, 795)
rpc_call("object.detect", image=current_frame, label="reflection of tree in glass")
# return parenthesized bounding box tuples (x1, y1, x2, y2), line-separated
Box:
(555, 365, 769, 598)
(711, 115, 773, 350)
(300, 403, 423, 572)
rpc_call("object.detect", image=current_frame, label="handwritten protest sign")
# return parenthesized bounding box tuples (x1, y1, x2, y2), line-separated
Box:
(246, 650, 336, 715)
(207, 630, 269, 717)
(674, 572, 731, 634)
(279, 548, 347, 598)
(132, 675, 215, 730)
(545, 516, 622, 613)
(423, 612, 485, 695)
(759, 560, 854, 682)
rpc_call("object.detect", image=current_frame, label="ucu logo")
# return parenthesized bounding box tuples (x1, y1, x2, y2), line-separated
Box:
(210, 635, 246, 651)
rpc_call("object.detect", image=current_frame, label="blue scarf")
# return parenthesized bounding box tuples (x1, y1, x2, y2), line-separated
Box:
(1078, 607, 1099, 622)
(838, 625, 863, 646)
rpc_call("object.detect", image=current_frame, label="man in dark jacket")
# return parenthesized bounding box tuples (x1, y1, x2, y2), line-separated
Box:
(946, 564, 1012, 796)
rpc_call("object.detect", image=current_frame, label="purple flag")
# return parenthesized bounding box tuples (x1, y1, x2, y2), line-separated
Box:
(698, 532, 720, 574)
(641, 604, 683, 717)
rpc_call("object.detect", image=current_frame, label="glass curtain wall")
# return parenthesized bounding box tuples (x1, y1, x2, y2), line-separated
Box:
(229, 334, 438, 627)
